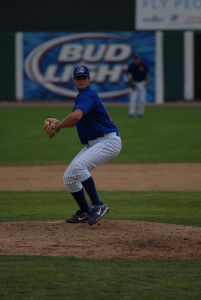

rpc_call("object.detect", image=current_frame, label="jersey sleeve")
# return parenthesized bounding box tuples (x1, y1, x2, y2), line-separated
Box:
(74, 95, 95, 115)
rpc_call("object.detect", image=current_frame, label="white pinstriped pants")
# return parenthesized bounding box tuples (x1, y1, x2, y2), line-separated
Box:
(63, 132, 122, 193)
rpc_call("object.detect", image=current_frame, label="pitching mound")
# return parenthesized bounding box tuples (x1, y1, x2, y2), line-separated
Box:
(1, 220, 201, 259)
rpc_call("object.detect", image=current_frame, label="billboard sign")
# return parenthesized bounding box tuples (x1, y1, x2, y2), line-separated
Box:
(21, 32, 155, 102)
(136, 0, 201, 30)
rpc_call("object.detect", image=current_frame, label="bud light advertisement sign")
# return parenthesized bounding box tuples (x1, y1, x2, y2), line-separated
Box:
(23, 32, 155, 102)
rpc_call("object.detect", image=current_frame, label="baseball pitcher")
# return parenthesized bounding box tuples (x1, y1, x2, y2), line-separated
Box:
(44, 65, 122, 225)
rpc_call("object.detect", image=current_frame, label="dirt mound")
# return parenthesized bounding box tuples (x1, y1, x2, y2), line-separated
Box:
(1, 220, 201, 259)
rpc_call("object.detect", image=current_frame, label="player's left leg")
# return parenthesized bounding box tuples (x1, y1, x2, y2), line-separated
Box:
(137, 82, 146, 117)
(128, 87, 137, 118)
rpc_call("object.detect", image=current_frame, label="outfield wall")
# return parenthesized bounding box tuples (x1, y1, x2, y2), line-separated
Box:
(17, 32, 156, 103)
(0, 32, 186, 102)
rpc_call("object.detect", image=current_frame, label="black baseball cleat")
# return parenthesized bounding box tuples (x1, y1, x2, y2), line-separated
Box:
(66, 210, 89, 223)
(88, 203, 109, 225)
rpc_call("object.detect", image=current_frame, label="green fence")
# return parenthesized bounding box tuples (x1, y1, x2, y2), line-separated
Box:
(164, 32, 184, 100)
(0, 33, 15, 99)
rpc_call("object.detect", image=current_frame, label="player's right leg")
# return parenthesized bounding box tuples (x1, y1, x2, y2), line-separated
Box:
(64, 146, 91, 223)
(129, 88, 137, 118)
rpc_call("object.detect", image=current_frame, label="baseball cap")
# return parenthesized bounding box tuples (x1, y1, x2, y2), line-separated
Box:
(73, 65, 90, 78)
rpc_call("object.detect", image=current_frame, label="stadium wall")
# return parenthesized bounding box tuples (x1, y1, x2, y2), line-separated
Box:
(0, 32, 187, 100)
(0, 32, 186, 101)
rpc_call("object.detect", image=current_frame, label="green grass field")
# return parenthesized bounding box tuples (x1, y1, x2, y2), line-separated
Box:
(0, 105, 201, 164)
(1, 256, 201, 300)
(0, 105, 201, 299)
(1, 191, 201, 226)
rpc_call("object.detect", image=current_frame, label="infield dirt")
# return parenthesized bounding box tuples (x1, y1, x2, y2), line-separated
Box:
(0, 163, 201, 191)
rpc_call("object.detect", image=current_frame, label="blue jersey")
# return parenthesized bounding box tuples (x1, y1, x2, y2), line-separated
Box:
(73, 86, 119, 144)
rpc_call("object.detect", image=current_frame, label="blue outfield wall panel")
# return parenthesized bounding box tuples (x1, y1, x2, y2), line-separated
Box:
(0, 33, 15, 100)
(163, 32, 184, 100)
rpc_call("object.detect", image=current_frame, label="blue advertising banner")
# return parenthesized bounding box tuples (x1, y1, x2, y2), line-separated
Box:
(23, 32, 155, 102)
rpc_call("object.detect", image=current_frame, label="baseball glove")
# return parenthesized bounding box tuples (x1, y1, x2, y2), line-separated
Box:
(44, 117, 60, 138)
(127, 80, 136, 90)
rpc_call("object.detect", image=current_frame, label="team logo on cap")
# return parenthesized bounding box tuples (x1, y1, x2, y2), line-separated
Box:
(76, 66, 85, 74)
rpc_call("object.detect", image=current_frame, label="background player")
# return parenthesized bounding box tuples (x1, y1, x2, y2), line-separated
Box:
(54, 65, 122, 225)
(126, 54, 150, 118)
